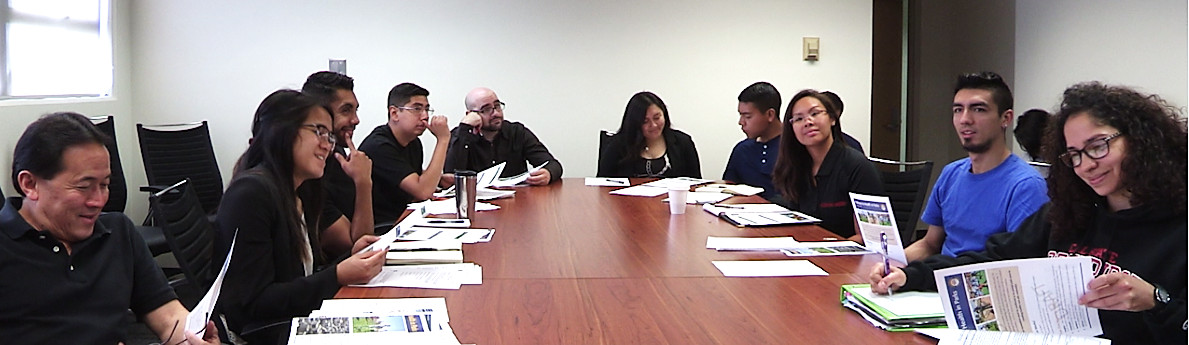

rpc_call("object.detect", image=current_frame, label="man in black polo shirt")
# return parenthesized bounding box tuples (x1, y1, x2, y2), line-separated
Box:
(442, 87, 562, 186)
(0, 113, 218, 344)
(358, 82, 451, 225)
(301, 71, 374, 256)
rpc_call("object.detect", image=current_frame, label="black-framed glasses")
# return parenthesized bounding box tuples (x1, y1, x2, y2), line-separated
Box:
(397, 105, 435, 115)
(1058, 132, 1122, 168)
(301, 124, 337, 145)
(469, 101, 506, 116)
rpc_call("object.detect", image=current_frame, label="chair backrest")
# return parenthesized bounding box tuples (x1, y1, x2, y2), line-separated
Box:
(150, 179, 215, 289)
(868, 157, 934, 244)
(137, 121, 223, 215)
(597, 130, 615, 173)
(90, 116, 128, 213)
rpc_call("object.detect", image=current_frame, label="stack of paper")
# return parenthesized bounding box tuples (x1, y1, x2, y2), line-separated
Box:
(780, 241, 872, 257)
(705, 236, 800, 251)
(702, 203, 821, 227)
(664, 191, 732, 204)
(840, 284, 946, 331)
(385, 240, 463, 265)
(398, 227, 494, 243)
(609, 184, 668, 197)
(407, 199, 501, 215)
(915, 328, 1110, 345)
(291, 297, 461, 345)
(353, 263, 482, 290)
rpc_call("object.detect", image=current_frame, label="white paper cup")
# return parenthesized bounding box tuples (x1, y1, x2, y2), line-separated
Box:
(668, 187, 688, 214)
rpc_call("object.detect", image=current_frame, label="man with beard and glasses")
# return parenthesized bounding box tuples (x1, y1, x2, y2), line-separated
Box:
(901, 72, 1048, 262)
(441, 87, 562, 186)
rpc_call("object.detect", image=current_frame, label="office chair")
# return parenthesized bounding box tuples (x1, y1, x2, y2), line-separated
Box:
(597, 130, 615, 174)
(90, 115, 171, 257)
(137, 121, 224, 216)
(149, 179, 215, 305)
(868, 157, 933, 244)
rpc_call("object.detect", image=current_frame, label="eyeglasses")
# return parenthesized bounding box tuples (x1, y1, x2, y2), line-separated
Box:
(397, 105, 434, 115)
(789, 108, 829, 124)
(1058, 132, 1122, 168)
(469, 101, 506, 116)
(301, 124, 337, 145)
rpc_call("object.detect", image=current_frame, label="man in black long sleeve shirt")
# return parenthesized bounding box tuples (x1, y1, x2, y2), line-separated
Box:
(443, 87, 562, 186)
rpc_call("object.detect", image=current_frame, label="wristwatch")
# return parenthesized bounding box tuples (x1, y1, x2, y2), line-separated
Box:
(1154, 284, 1171, 305)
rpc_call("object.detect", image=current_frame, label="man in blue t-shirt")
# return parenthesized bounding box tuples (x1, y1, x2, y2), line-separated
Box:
(902, 72, 1049, 262)
(723, 82, 783, 200)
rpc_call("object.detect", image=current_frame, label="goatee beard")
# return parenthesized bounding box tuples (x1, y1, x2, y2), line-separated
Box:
(962, 139, 991, 154)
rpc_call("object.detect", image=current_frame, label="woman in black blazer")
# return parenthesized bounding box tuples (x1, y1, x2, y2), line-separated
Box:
(598, 91, 702, 178)
(213, 90, 385, 344)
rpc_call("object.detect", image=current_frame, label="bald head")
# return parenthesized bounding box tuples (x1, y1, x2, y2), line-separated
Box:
(464, 87, 505, 132)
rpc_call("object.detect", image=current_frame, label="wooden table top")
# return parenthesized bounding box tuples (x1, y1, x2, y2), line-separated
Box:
(336, 178, 937, 344)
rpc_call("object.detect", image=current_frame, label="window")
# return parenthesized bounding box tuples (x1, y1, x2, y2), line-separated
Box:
(1, 0, 112, 100)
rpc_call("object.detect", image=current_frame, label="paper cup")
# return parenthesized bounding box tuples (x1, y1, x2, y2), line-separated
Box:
(668, 187, 688, 214)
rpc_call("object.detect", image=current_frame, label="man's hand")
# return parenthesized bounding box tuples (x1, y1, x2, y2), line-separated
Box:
(867, 263, 906, 294)
(335, 139, 372, 185)
(527, 168, 551, 185)
(428, 115, 450, 138)
(182, 321, 221, 345)
(461, 112, 482, 127)
(1078, 272, 1157, 311)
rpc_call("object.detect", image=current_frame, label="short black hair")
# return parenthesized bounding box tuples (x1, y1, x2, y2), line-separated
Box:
(1014, 108, 1050, 160)
(387, 82, 429, 107)
(821, 91, 844, 116)
(954, 71, 1013, 114)
(301, 71, 354, 108)
(737, 82, 781, 116)
(12, 112, 110, 196)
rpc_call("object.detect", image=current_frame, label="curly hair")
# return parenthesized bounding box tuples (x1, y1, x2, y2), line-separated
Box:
(1044, 82, 1187, 240)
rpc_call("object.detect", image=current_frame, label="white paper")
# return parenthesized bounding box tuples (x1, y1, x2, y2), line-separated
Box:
(434, 186, 515, 201)
(706, 236, 800, 251)
(186, 231, 236, 336)
(701, 203, 794, 216)
(780, 241, 873, 257)
(695, 183, 764, 196)
(916, 328, 1111, 345)
(289, 316, 461, 345)
(641, 177, 714, 189)
(409, 218, 470, 228)
(475, 162, 506, 187)
(609, 185, 667, 197)
(584, 177, 630, 187)
(848, 192, 908, 265)
(711, 260, 828, 277)
(664, 191, 731, 204)
(932, 256, 1102, 337)
(314, 297, 449, 321)
(490, 161, 549, 187)
(407, 199, 500, 215)
(400, 227, 494, 243)
(353, 263, 482, 289)
(847, 285, 945, 317)
(362, 206, 428, 253)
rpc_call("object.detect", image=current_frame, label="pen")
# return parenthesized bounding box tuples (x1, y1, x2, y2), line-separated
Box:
(881, 232, 893, 296)
(713, 204, 744, 209)
(426, 219, 466, 224)
(454, 233, 466, 239)
(479, 231, 492, 240)
(605, 178, 625, 185)
(427, 231, 442, 239)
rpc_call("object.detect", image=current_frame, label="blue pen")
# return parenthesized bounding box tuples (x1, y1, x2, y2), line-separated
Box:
(881, 232, 893, 295)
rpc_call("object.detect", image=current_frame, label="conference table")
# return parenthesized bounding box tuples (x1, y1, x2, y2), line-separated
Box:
(336, 178, 937, 344)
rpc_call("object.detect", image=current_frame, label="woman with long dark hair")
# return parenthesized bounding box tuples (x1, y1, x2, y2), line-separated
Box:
(214, 90, 385, 344)
(597, 91, 701, 178)
(869, 82, 1187, 344)
(772, 89, 882, 240)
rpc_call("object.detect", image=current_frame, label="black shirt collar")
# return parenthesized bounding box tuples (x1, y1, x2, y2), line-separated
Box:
(0, 196, 111, 241)
(816, 140, 850, 177)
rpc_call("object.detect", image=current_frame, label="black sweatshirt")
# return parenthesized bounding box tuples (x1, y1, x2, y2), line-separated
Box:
(900, 203, 1186, 345)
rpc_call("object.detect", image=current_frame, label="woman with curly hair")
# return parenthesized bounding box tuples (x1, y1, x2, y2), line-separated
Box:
(868, 82, 1186, 344)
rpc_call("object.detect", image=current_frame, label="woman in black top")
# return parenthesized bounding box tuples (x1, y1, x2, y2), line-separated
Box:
(869, 83, 1187, 344)
(214, 90, 386, 344)
(772, 89, 882, 240)
(598, 91, 701, 178)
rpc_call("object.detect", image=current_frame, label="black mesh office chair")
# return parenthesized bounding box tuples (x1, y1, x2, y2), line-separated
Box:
(597, 130, 615, 174)
(90, 116, 171, 257)
(150, 179, 215, 303)
(868, 157, 934, 244)
(137, 121, 224, 216)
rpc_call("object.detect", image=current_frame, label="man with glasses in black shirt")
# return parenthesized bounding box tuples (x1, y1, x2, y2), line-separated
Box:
(442, 87, 563, 187)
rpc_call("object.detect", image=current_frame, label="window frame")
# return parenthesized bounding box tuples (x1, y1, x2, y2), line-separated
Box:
(0, 0, 113, 101)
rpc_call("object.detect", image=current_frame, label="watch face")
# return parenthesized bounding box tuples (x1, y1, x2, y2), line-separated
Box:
(1156, 286, 1172, 304)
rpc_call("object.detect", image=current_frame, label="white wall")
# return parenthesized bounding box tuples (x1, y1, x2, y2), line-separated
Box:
(0, 0, 135, 205)
(1015, 0, 1189, 122)
(127, 0, 874, 214)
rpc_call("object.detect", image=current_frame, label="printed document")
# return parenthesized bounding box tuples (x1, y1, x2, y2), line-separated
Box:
(186, 231, 236, 336)
(705, 236, 800, 251)
(848, 192, 908, 264)
(781, 241, 872, 257)
(932, 256, 1102, 337)
(712, 260, 828, 277)
(916, 328, 1110, 345)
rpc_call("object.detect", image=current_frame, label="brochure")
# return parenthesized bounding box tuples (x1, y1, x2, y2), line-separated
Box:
(848, 192, 908, 264)
(932, 256, 1102, 337)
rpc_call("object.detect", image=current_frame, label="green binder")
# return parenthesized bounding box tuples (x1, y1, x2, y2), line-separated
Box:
(840, 284, 947, 331)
